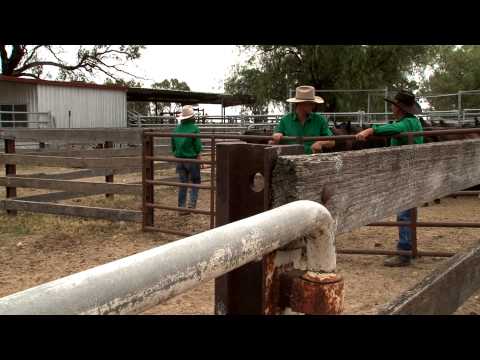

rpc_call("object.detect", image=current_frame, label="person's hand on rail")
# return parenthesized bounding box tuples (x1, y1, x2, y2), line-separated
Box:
(356, 128, 374, 141)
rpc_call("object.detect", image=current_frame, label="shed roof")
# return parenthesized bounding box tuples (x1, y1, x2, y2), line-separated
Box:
(0, 75, 256, 107)
(126, 87, 256, 107)
(0, 75, 128, 91)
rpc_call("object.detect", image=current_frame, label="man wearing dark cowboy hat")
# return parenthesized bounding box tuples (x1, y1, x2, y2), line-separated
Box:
(270, 85, 335, 154)
(356, 89, 423, 267)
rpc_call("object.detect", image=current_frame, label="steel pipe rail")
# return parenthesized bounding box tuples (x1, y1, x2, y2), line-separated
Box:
(145, 128, 480, 142)
(337, 249, 454, 257)
(145, 203, 214, 215)
(368, 221, 480, 228)
(0, 200, 334, 315)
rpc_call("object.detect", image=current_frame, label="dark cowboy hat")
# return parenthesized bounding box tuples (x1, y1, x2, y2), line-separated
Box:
(384, 90, 422, 115)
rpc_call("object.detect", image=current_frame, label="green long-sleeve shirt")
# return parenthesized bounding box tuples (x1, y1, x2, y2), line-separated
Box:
(171, 120, 203, 158)
(274, 112, 333, 154)
(372, 115, 424, 146)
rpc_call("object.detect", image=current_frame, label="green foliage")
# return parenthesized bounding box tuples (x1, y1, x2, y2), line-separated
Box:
(104, 78, 143, 88)
(152, 78, 190, 91)
(104, 78, 149, 114)
(225, 45, 441, 113)
(423, 46, 480, 110)
(151, 78, 191, 115)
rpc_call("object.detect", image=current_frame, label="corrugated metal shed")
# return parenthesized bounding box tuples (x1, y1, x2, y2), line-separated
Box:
(0, 76, 127, 128)
(37, 84, 126, 128)
(0, 81, 38, 111)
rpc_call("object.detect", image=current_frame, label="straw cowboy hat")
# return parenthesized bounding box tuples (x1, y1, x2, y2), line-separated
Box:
(384, 90, 422, 115)
(177, 105, 195, 121)
(287, 85, 325, 104)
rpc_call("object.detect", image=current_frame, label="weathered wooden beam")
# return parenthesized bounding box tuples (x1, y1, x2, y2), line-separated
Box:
(0, 128, 144, 144)
(272, 138, 480, 234)
(4, 138, 17, 216)
(17, 145, 171, 158)
(18, 147, 142, 158)
(15, 162, 172, 181)
(0, 177, 142, 195)
(378, 240, 480, 315)
(104, 141, 114, 199)
(0, 200, 142, 222)
(0, 154, 142, 169)
(16, 169, 119, 180)
(16, 191, 96, 203)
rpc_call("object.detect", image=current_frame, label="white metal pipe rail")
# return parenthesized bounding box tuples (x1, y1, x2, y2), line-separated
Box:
(0, 111, 54, 128)
(0, 200, 335, 315)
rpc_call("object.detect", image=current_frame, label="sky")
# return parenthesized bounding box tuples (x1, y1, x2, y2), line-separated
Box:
(129, 46, 435, 113)
(19, 45, 442, 114)
(130, 45, 250, 115)
(32, 45, 252, 116)
(133, 45, 242, 92)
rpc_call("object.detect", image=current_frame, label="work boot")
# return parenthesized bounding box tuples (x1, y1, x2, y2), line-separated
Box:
(383, 255, 411, 267)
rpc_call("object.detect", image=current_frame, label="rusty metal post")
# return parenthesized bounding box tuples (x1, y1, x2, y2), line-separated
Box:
(410, 207, 418, 258)
(406, 133, 419, 258)
(142, 132, 154, 231)
(209, 137, 216, 229)
(4, 139, 17, 216)
(280, 271, 344, 315)
(104, 141, 114, 199)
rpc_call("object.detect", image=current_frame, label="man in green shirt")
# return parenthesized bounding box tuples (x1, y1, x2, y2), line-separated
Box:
(356, 90, 423, 267)
(172, 105, 203, 215)
(270, 85, 335, 154)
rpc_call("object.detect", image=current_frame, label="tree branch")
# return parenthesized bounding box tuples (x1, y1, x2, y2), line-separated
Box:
(15, 72, 41, 79)
(0, 45, 8, 73)
(22, 45, 44, 68)
(92, 64, 122, 81)
(93, 56, 148, 81)
(13, 59, 88, 75)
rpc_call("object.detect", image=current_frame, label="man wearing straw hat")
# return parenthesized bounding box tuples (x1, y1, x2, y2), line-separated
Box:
(270, 85, 335, 154)
(171, 105, 203, 215)
(356, 89, 423, 267)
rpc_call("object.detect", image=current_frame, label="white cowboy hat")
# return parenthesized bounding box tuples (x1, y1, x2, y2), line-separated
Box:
(177, 105, 195, 121)
(287, 85, 324, 104)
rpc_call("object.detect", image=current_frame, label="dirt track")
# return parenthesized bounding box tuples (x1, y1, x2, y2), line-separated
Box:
(0, 166, 479, 314)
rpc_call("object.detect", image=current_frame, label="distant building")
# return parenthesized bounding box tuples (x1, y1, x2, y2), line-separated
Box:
(0, 75, 127, 128)
(0, 75, 256, 129)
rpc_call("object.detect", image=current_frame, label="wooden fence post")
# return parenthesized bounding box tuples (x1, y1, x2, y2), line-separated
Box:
(104, 141, 114, 199)
(142, 132, 154, 230)
(4, 138, 17, 216)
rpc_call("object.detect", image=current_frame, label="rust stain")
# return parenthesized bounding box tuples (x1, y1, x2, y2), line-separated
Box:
(289, 272, 344, 315)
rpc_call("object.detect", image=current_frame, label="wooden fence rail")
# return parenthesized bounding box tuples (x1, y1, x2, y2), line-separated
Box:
(1, 128, 154, 222)
(0, 154, 142, 169)
(378, 240, 480, 315)
(0, 177, 142, 195)
(272, 138, 480, 234)
(0, 200, 142, 222)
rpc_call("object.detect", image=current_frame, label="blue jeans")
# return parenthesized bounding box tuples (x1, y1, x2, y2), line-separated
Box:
(176, 162, 201, 208)
(397, 209, 414, 251)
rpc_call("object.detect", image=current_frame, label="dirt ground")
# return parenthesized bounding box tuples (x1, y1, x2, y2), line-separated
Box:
(1, 165, 479, 315)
